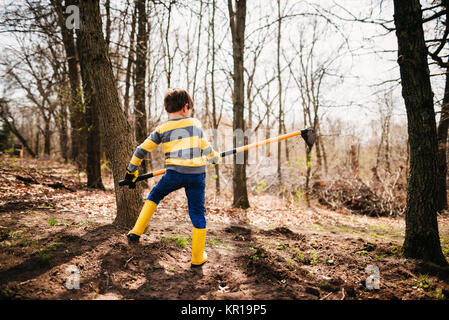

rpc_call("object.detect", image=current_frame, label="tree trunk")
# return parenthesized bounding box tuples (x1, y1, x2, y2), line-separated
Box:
(265, 111, 270, 157)
(211, 0, 220, 195)
(52, 0, 86, 165)
(283, 123, 289, 162)
(436, 65, 449, 211)
(350, 144, 359, 175)
(305, 145, 312, 207)
(228, 0, 249, 209)
(0, 111, 36, 158)
(276, 0, 283, 183)
(134, 0, 148, 173)
(43, 121, 51, 157)
(192, 0, 204, 107)
(78, 35, 105, 190)
(393, 0, 447, 266)
(320, 134, 328, 175)
(77, 0, 143, 227)
(57, 104, 69, 162)
(164, 2, 173, 88)
(123, 4, 137, 118)
(85, 97, 104, 190)
(314, 129, 322, 175)
(104, 0, 111, 49)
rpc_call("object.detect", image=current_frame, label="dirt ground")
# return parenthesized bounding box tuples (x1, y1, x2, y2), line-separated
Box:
(1, 156, 449, 300)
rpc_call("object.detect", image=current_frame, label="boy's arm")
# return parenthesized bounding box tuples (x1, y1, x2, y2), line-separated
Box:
(199, 129, 221, 164)
(127, 130, 162, 173)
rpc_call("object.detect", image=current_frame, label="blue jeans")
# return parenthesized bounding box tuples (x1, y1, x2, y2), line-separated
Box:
(147, 169, 206, 229)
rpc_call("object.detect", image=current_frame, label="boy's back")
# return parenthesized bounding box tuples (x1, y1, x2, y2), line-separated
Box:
(124, 88, 218, 267)
(128, 116, 219, 174)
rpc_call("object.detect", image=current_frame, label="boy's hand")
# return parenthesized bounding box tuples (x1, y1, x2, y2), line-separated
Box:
(209, 154, 221, 165)
(124, 170, 139, 189)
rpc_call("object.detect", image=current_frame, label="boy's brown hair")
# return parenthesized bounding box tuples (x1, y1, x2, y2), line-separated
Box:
(164, 88, 194, 113)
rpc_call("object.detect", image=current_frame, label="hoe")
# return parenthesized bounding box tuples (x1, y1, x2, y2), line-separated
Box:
(119, 128, 316, 186)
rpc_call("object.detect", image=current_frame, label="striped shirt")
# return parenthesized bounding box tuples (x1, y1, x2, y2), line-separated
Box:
(127, 117, 220, 174)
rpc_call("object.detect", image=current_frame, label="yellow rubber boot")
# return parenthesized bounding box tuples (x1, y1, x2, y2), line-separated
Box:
(191, 227, 207, 267)
(128, 200, 157, 237)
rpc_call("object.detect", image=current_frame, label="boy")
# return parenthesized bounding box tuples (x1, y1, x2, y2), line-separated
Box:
(123, 88, 220, 267)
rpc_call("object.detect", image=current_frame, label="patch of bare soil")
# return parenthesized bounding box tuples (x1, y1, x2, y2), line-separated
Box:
(1, 155, 449, 300)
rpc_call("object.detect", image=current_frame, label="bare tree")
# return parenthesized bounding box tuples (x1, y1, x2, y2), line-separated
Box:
(0, 99, 36, 157)
(160, 1, 176, 88)
(76, 0, 143, 227)
(77, 36, 104, 190)
(209, 0, 224, 194)
(123, 2, 137, 118)
(374, 89, 394, 178)
(51, 0, 86, 165)
(286, 20, 341, 204)
(228, 0, 250, 209)
(393, 0, 447, 266)
(3, 44, 58, 157)
(134, 0, 149, 173)
(276, 0, 284, 183)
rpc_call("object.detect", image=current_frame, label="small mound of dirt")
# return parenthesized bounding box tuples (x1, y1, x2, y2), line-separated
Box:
(224, 225, 251, 235)
(224, 225, 252, 241)
(259, 227, 305, 241)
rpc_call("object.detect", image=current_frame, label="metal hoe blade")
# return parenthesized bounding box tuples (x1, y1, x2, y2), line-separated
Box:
(301, 128, 316, 149)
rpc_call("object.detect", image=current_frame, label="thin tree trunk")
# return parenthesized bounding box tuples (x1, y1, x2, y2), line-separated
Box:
(375, 128, 385, 171)
(192, 0, 203, 107)
(77, 0, 143, 227)
(276, 0, 283, 183)
(283, 122, 289, 162)
(43, 121, 51, 157)
(436, 65, 449, 211)
(123, 4, 137, 118)
(228, 0, 249, 209)
(0, 110, 36, 158)
(320, 134, 328, 175)
(385, 120, 391, 174)
(134, 0, 148, 173)
(51, 0, 86, 164)
(57, 104, 69, 162)
(78, 35, 105, 190)
(204, 1, 211, 125)
(393, 0, 447, 266)
(305, 145, 312, 207)
(54, 82, 70, 162)
(164, 2, 173, 88)
(85, 95, 105, 190)
(265, 110, 270, 157)
(105, 0, 111, 49)
(313, 134, 322, 174)
(211, 0, 220, 194)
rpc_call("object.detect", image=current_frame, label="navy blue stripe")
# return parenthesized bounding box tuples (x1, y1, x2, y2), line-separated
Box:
(149, 131, 162, 144)
(134, 146, 148, 159)
(160, 126, 204, 143)
(165, 147, 203, 160)
(221, 149, 236, 157)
